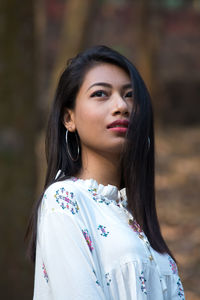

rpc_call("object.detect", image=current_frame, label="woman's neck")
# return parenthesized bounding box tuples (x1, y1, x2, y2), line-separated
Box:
(76, 148, 121, 189)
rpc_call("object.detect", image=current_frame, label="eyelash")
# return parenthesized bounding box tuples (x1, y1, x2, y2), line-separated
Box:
(125, 91, 133, 98)
(90, 90, 133, 98)
(91, 90, 108, 97)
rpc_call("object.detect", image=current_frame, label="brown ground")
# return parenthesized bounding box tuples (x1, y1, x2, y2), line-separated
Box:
(155, 126, 200, 299)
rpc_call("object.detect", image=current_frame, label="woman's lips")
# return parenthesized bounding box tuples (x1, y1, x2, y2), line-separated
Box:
(107, 119, 129, 134)
(108, 127, 127, 133)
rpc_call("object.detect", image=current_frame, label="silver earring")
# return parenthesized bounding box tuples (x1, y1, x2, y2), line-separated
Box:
(66, 129, 80, 161)
(148, 137, 150, 151)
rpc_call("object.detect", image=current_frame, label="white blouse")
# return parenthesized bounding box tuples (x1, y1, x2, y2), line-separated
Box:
(33, 175, 185, 300)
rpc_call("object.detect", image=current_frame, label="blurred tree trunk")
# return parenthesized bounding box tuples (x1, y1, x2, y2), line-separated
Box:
(136, 0, 155, 91)
(136, 0, 163, 119)
(36, 0, 100, 194)
(51, 0, 99, 97)
(0, 0, 37, 298)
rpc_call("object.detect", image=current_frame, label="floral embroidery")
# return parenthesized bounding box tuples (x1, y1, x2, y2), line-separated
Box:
(82, 229, 94, 252)
(88, 188, 111, 205)
(93, 269, 100, 286)
(105, 272, 112, 286)
(54, 187, 79, 214)
(129, 218, 147, 242)
(139, 271, 147, 295)
(168, 255, 178, 275)
(88, 188, 98, 200)
(129, 219, 143, 233)
(97, 225, 109, 237)
(42, 263, 49, 283)
(71, 177, 78, 182)
(177, 277, 185, 299)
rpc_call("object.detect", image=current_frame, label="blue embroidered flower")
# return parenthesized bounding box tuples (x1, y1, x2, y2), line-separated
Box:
(93, 269, 101, 286)
(105, 272, 112, 286)
(82, 229, 94, 252)
(42, 263, 49, 283)
(88, 188, 98, 201)
(168, 255, 178, 275)
(54, 187, 79, 214)
(139, 271, 147, 295)
(97, 225, 109, 237)
(71, 177, 78, 182)
(88, 188, 111, 205)
(177, 277, 185, 299)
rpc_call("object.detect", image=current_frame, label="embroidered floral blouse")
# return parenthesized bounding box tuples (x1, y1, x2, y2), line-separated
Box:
(33, 175, 185, 300)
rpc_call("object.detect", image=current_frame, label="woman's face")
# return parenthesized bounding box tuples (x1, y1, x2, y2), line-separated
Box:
(64, 63, 134, 157)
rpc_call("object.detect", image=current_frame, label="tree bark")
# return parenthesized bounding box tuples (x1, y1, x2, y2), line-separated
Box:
(0, 0, 37, 298)
(135, 0, 164, 122)
(36, 0, 100, 194)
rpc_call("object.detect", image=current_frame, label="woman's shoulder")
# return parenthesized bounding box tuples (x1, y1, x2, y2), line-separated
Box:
(44, 177, 78, 194)
(151, 249, 180, 277)
(41, 178, 82, 215)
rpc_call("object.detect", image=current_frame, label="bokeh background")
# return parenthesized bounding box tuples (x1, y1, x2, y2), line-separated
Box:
(1, 0, 200, 299)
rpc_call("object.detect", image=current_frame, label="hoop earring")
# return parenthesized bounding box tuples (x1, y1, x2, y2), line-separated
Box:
(66, 129, 80, 161)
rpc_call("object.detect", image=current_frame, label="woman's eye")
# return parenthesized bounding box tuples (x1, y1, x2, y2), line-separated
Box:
(91, 90, 107, 98)
(125, 91, 133, 98)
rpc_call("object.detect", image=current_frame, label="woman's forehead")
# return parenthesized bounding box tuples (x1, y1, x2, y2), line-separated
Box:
(82, 63, 131, 89)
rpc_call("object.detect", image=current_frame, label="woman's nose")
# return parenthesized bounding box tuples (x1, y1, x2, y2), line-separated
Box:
(111, 93, 129, 116)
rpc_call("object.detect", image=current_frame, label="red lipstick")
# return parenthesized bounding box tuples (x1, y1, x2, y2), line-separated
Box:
(107, 119, 129, 133)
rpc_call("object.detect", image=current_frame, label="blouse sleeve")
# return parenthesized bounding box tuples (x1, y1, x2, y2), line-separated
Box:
(37, 183, 106, 300)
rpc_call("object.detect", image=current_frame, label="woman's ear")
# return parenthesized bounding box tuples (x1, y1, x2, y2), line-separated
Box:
(63, 108, 76, 132)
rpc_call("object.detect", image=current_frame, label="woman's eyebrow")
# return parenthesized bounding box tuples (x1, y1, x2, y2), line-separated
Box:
(87, 82, 132, 91)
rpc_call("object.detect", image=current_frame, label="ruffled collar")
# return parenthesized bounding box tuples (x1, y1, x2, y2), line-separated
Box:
(71, 176, 127, 207)
(55, 170, 127, 207)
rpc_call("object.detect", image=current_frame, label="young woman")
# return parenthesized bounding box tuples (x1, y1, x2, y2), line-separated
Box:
(27, 45, 185, 299)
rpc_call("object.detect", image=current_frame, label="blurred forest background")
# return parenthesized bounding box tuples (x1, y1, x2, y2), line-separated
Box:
(0, 0, 200, 299)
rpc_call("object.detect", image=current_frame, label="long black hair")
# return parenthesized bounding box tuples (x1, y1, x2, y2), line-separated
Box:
(26, 45, 174, 262)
